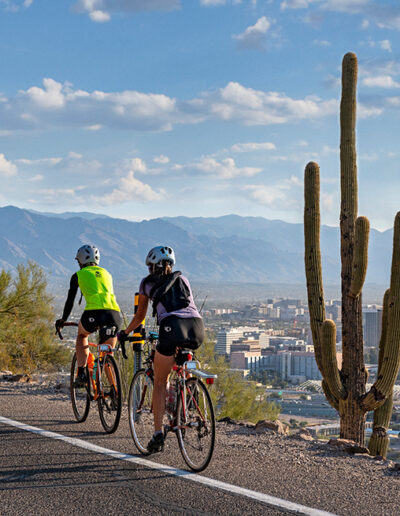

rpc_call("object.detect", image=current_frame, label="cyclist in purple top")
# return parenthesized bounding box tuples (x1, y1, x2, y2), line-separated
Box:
(120, 246, 204, 453)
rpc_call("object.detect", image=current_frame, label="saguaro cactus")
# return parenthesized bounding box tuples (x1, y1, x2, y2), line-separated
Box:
(304, 53, 400, 450)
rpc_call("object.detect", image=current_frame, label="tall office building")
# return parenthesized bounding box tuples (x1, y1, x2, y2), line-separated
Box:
(363, 309, 382, 348)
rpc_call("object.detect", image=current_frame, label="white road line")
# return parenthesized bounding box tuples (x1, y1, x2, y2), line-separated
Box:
(0, 415, 338, 516)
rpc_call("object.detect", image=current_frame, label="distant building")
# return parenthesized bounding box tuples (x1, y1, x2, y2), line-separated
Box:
(216, 326, 260, 355)
(238, 350, 327, 382)
(363, 308, 383, 348)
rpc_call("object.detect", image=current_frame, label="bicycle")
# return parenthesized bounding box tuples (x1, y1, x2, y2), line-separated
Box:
(125, 330, 217, 472)
(57, 322, 122, 434)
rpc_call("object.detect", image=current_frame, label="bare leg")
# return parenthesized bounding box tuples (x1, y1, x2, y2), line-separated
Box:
(152, 351, 175, 433)
(76, 322, 90, 368)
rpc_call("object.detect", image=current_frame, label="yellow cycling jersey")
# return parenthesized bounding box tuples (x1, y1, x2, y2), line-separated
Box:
(76, 266, 120, 312)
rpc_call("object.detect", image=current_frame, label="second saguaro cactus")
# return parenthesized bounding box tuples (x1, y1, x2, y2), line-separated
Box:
(304, 53, 400, 450)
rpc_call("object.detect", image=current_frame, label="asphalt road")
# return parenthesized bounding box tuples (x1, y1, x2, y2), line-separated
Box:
(0, 383, 332, 516)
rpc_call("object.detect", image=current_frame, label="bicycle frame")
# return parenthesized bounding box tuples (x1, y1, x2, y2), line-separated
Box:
(88, 342, 118, 401)
(164, 357, 217, 434)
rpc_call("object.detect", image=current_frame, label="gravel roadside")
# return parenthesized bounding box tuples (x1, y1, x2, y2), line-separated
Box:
(1, 376, 399, 516)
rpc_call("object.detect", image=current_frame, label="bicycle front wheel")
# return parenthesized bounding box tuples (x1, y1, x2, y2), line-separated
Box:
(70, 353, 90, 423)
(128, 369, 154, 455)
(97, 355, 122, 434)
(176, 378, 215, 472)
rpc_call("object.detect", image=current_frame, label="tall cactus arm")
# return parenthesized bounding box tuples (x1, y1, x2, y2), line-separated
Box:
(322, 379, 339, 411)
(363, 213, 400, 410)
(369, 392, 394, 458)
(304, 161, 339, 407)
(304, 161, 326, 374)
(350, 216, 370, 298)
(362, 289, 389, 411)
(322, 320, 346, 399)
(339, 52, 366, 398)
(340, 52, 358, 252)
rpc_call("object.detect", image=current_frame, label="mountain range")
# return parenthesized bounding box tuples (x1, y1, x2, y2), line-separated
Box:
(0, 206, 394, 291)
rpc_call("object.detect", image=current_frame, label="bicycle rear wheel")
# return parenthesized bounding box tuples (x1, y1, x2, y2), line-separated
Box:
(70, 353, 90, 423)
(128, 369, 154, 455)
(97, 355, 122, 434)
(176, 378, 215, 472)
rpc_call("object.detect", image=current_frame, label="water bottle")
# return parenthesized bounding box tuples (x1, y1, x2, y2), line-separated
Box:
(165, 380, 177, 417)
(87, 352, 94, 374)
(92, 358, 98, 381)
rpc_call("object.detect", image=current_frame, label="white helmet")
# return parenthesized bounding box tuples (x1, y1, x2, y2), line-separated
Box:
(145, 246, 175, 267)
(76, 245, 100, 266)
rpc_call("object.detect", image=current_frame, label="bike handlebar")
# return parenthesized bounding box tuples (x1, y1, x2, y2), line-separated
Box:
(55, 321, 78, 340)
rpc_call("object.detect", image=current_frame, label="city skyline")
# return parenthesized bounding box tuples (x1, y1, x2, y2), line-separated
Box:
(1, 1, 400, 230)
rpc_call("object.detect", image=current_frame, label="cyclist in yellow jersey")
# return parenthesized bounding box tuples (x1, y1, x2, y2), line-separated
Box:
(56, 245, 122, 387)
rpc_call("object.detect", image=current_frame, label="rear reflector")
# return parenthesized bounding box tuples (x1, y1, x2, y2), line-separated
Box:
(206, 378, 214, 385)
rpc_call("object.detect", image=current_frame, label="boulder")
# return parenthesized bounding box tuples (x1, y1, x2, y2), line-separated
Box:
(2, 373, 31, 383)
(217, 416, 236, 425)
(294, 429, 314, 441)
(328, 438, 369, 455)
(255, 419, 289, 435)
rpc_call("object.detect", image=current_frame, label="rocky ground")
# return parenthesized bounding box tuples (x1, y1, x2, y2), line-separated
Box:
(1, 372, 400, 515)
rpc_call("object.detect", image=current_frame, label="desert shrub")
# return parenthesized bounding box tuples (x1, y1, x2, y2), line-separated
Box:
(0, 262, 70, 373)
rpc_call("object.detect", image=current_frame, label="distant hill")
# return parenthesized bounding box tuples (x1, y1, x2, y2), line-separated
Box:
(0, 206, 393, 291)
(27, 209, 111, 221)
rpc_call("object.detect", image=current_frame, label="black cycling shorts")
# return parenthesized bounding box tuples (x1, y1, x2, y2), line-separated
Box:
(80, 310, 122, 343)
(157, 316, 204, 357)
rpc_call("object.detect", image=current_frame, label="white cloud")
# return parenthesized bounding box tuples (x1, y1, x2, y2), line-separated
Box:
(0, 153, 17, 177)
(192, 156, 262, 178)
(74, 0, 180, 22)
(68, 151, 83, 159)
(244, 175, 302, 209)
(99, 171, 163, 205)
(200, 0, 226, 4)
(363, 76, 400, 88)
(380, 40, 392, 52)
(89, 10, 110, 22)
(153, 155, 170, 164)
(358, 103, 383, 118)
(245, 185, 286, 206)
(210, 82, 337, 125)
(365, 39, 392, 53)
(0, 78, 341, 133)
(231, 142, 276, 152)
(359, 152, 379, 162)
(30, 174, 44, 182)
(200, 0, 242, 5)
(313, 39, 330, 47)
(15, 157, 63, 166)
(123, 157, 147, 173)
(0, 0, 33, 11)
(233, 17, 271, 50)
(282, 1, 400, 32)
(322, 192, 334, 211)
(84, 124, 103, 131)
(281, 0, 315, 9)
(24, 78, 65, 109)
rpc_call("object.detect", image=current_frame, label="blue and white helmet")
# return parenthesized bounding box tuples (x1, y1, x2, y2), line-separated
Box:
(75, 245, 100, 266)
(145, 246, 175, 267)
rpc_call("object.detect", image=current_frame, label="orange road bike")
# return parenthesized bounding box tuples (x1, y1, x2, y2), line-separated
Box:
(125, 331, 217, 472)
(57, 322, 122, 434)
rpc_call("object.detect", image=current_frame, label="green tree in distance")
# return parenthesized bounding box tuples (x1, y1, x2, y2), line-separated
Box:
(196, 338, 280, 423)
(0, 262, 70, 373)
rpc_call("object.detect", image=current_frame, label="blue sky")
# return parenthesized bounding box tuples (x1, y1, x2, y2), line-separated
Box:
(1, 1, 400, 230)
